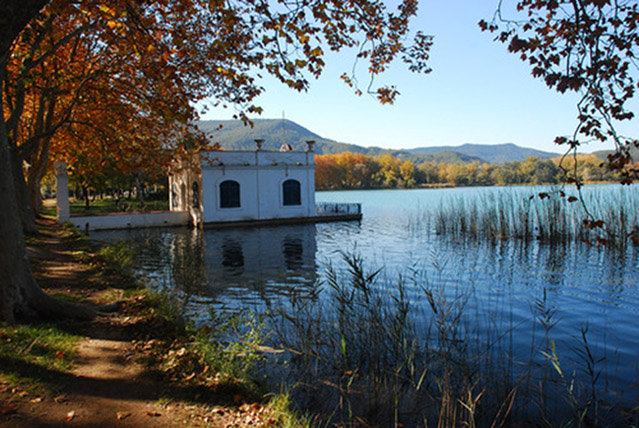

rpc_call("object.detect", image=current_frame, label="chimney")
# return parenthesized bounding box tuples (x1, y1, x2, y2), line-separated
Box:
(306, 140, 315, 152)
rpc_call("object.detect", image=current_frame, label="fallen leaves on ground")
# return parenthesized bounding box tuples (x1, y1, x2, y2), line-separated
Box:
(1, 404, 17, 415)
(116, 411, 132, 420)
(205, 402, 270, 427)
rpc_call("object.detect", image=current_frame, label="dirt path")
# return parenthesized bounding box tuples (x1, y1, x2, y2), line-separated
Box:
(1, 218, 273, 428)
(3, 338, 200, 428)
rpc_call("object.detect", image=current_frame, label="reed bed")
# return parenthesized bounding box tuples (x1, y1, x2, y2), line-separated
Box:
(429, 186, 639, 247)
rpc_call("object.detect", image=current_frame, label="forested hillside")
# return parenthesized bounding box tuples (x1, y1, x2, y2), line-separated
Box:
(406, 143, 560, 163)
(196, 119, 559, 165)
(197, 119, 370, 154)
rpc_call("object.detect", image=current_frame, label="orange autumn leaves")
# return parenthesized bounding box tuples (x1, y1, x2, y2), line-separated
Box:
(315, 152, 417, 189)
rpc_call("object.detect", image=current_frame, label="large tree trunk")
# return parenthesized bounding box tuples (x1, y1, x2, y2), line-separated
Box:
(0, 0, 99, 323)
(10, 146, 39, 234)
(1, 70, 97, 323)
(26, 134, 53, 215)
(26, 91, 56, 216)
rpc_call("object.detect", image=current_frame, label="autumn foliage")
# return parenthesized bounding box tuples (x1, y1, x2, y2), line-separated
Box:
(315, 152, 617, 190)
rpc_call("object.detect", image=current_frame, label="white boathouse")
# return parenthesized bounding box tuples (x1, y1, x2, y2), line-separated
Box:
(170, 140, 361, 227)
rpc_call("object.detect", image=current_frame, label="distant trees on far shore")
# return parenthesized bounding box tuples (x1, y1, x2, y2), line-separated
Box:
(315, 152, 621, 190)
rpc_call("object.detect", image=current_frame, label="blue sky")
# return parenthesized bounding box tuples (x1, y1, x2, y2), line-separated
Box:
(200, 1, 637, 154)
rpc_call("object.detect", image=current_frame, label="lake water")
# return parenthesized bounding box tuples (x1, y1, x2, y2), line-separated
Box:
(93, 185, 639, 423)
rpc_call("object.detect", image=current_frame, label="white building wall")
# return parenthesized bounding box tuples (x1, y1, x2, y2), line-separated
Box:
(202, 167, 259, 222)
(199, 150, 316, 223)
(257, 168, 306, 219)
(69, 211, 190, 232)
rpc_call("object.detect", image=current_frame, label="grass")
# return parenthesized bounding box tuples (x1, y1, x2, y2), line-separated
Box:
(97, 241, 136, 277)
(0, 323, 80, 396)
(69, 198, 169, 215)
(41, 196, 169, 216)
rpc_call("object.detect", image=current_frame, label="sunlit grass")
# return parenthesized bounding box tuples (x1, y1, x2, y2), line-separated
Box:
(0, 323, 80, 395)
(69, 197, 169, 215)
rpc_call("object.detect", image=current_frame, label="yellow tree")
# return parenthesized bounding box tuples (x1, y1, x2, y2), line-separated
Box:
(315, 154, 344, 190)
(399, 159, 416, 187)
(375, 153, 402, 187)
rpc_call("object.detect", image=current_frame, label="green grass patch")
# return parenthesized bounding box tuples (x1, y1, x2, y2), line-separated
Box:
(0, 323, 80, 395)
(264, 392, 312, 428)
(69, 198, 169, 215)
(97, 241, 136, 279)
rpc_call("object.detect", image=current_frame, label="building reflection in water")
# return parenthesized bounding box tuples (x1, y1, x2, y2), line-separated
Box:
(198, 224, 318, 301)
(92, 224, 319, 305)
(221, 239, 245, 274)
(282, 237, 304, 270)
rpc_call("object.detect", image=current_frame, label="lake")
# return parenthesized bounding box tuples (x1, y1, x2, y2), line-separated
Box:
(93, 185, 639, 425)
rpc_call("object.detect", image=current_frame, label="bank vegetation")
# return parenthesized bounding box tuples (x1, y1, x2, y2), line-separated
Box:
(315, 152, 630, 190)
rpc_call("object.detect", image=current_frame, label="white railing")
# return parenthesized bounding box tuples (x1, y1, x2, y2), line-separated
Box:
(316, 202, 361, 215)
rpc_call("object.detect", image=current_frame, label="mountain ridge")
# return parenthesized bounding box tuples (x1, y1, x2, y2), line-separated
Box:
(196, 119, 562, 164)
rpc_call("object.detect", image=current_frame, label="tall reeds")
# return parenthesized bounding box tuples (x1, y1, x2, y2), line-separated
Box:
(264, 252, 635, 427)
(430, 186, 639, 247)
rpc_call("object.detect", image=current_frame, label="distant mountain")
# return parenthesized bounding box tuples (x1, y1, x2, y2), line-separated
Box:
(197, 119, 378, 155)
(592, 146, 639, 160)
(406, 143, 560, 163)
(398, 151, 484, 164)
(196, 119, 557, 164)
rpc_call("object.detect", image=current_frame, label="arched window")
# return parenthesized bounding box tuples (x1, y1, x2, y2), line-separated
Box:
(192, 182, 200, 209)
(219, 180, 240, 208)
(282, 179, 301, 206)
